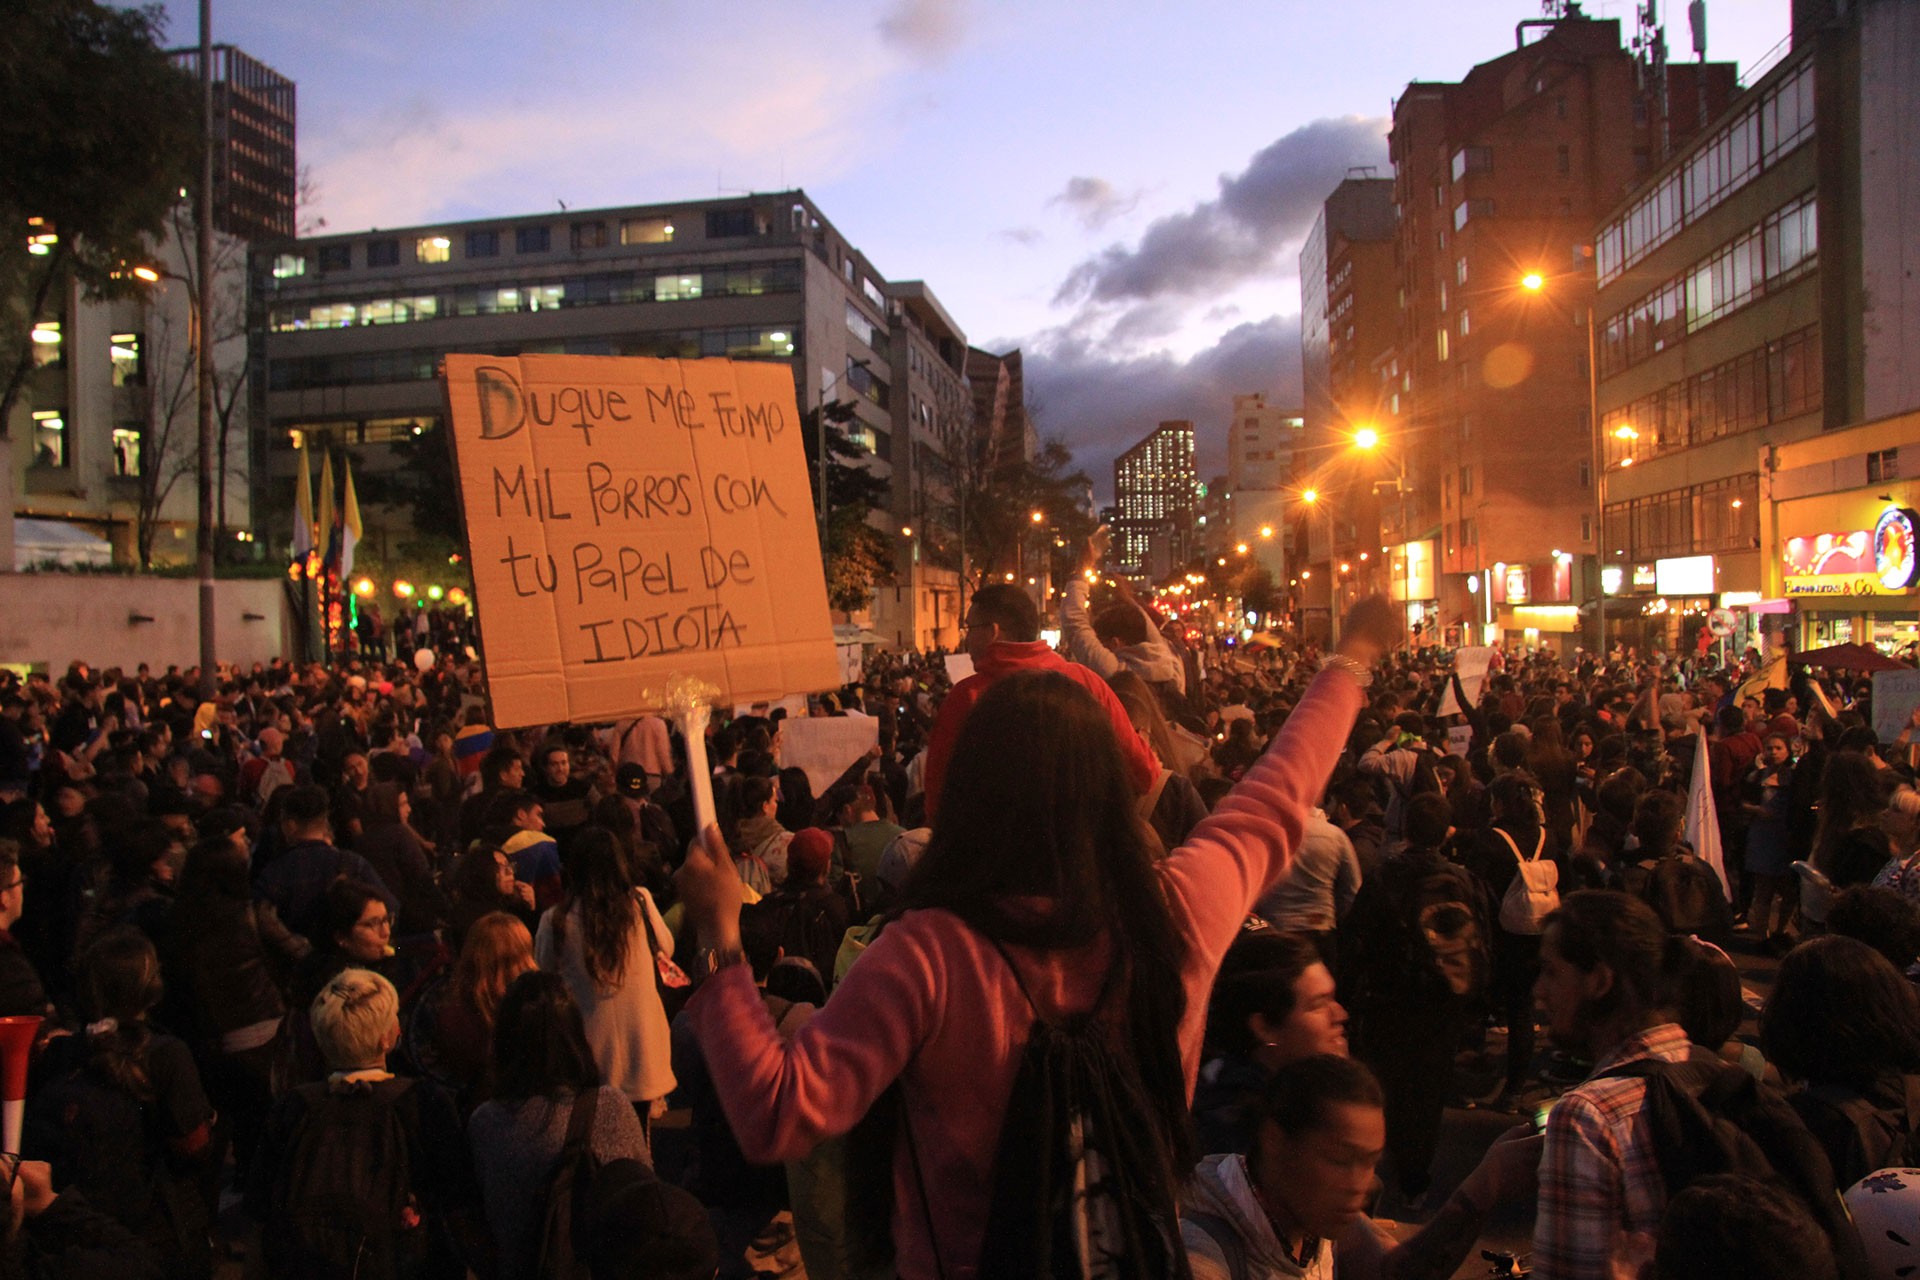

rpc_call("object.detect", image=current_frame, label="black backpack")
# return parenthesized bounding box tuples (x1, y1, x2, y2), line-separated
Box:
(1394, 860, 1490, 1000)
(973, 942, 1189, 1280)
(741, 886, 844, 992)
(534, 1088, 601, 1280)
(263, 1077, 423, 1280)
(1598, 1058, 1868, 1280)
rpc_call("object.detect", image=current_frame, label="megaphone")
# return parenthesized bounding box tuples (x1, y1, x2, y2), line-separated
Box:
(0, 1015, 42, 1154)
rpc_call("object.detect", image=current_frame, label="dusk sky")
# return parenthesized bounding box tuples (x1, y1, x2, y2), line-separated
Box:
(159, 0, 1791, 493)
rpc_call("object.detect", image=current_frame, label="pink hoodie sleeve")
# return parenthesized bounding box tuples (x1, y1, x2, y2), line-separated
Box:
(688, 916, 948, 1163)
(1157, 669, 1363, 1081)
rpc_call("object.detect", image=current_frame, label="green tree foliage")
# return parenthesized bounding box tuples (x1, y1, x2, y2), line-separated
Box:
(383, 424, 465, 542)
(822, 506, 895, 613)
(0, 1, 200, 436)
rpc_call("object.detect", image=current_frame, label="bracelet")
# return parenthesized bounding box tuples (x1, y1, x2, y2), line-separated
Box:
(1318, 653, 1375, 690)
(694, 946, 746, 981)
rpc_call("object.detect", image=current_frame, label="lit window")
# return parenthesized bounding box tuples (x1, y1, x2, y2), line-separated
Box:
(620, 217, 674, 245)
(31, 411, 66, 468)
(415, 236, 451, 264)
(272, 253, 306, 279)
(1436, 329, 1450, 361)
(570, 221, 609, 250)
(112, 426, 142, 476)
(528, 285, 563, 311)
(30, 320, 62, 368)
(656, 273, 702, 302)
(110, 332, 142, 386)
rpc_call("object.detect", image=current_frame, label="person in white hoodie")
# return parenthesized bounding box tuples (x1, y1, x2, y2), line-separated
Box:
(1183, 1054, 1540, 1280)
(1060, 530, 1189, 697)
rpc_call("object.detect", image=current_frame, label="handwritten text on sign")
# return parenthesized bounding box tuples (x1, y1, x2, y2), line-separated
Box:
(442, 354, 839, 730)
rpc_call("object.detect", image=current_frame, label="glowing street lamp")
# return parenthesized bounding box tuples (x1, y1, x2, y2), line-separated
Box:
(1520, 271, 1545, 292)
(1302, 488, 1318, 505)
(1259, 525, 1274, 539)
(1353, 425, 1381, 451)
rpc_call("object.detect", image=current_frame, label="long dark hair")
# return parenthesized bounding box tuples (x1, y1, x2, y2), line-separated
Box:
(491, 970, 601, 1101)
(900, 671, 1193, 1167)
(1811, 751, 1889, 876)
(76, 928, 164, 1103)
(553, 826, 637, 992)
(1761, 934, 1920, 1090)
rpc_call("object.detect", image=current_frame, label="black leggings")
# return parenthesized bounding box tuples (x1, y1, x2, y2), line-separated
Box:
(1494, 932, 1542, 1093)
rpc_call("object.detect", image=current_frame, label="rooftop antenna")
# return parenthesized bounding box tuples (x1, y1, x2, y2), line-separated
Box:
(557, 198, 568, 211)
(1687, 0, 1707, 59)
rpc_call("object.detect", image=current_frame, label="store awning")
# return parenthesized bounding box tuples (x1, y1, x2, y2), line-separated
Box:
(1793, 643, 1910, 672)
(13, 518, 111, 570)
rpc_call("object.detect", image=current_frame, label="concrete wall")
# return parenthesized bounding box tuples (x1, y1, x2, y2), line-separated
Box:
(0, 575, 291, 673)
(1859, 0, 1920, 421)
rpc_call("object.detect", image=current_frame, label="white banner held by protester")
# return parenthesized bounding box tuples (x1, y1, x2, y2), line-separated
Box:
(944, 653, 975, 686)
(781, 715, 880, 797)
(1686, 725, 1732, 899)
(1437, 646, 1495, 718)
(1873, 670, 1920, 744)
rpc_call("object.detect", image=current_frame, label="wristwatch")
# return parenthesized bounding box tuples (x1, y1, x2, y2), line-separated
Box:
(1319, 653, 1375, 690)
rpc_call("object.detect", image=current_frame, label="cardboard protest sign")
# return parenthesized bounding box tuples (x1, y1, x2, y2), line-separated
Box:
(781, 715, 881, 797)
(442, 354, 839, 729)
(944, 653, 975, 686)
(1873, 670, 1920, 744)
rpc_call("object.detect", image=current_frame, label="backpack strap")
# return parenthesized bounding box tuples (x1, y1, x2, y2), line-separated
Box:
(987, 936, 1123, 1026)
(1183, 1209, 1251, 1280)
(1138, 768, 1173, 821)
(1493, 827, 1525, 860)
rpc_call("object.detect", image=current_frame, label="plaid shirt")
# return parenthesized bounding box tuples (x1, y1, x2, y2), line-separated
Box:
(1534, 1022, 1691, 1280)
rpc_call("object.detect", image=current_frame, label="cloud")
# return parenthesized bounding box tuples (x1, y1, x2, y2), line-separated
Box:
(1017, 314, 1303, 499)
(1048, 176, 1140, 230)
(995, 226, 1043, 246)
(1054, 116, 1388, 307)
(877, 0, 968, 62)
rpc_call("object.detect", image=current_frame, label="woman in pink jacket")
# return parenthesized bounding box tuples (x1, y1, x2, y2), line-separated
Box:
(676, 599, 1397, 1279)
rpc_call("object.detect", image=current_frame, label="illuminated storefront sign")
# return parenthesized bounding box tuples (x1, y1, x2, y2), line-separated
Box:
(1655, 555, 1716, 596)
(1876, 507, 1918, 591)
(1784, 508, 1920, 596)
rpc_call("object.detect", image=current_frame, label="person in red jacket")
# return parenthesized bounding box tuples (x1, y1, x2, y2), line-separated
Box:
(922, 583, 1157, 818)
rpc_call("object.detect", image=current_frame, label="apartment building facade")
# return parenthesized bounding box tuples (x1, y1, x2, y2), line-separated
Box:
(1385, 13, 1734, 648)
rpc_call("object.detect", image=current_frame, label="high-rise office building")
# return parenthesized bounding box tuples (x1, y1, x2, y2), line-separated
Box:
(1113, 421, 1198, 576)
(1595, 0, 1920, 657)
(170, 46, 298, 243)
(256, 191, 972, 649)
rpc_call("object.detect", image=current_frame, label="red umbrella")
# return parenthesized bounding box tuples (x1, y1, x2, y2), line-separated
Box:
(1792, 643, 1911, 672)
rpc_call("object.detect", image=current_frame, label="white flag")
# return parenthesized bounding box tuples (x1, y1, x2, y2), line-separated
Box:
(1686, 725, 1731, 899)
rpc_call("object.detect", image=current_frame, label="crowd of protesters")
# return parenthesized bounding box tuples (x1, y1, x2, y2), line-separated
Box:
(0, 544, 1917, 1280)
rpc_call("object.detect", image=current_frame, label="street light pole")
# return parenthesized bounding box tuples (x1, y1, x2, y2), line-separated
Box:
(195, 0, 216, 696)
